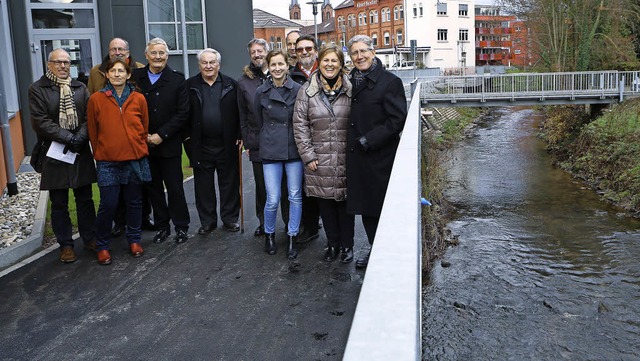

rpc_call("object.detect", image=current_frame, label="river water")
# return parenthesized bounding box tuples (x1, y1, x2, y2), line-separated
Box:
(422, 107, 640, 360)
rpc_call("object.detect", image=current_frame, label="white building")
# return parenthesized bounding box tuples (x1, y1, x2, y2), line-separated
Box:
(404, 0, 475, 72)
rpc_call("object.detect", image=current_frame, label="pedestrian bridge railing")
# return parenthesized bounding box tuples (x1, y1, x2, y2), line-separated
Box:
(417, 70, 640, 107)
(343, 83, 422, 360)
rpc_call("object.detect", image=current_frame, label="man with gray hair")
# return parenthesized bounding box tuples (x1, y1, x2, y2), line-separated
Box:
(184, 48, 242, 235)
(87, 37, 144, 94)
(132, 37, 191, 244)
(237, 38, 289, 237)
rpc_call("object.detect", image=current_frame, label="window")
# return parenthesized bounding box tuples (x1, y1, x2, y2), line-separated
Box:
(276, 37, 282, 49)
(358, 12, 366, 26)
(338, 16, 345, 28)
(372, 33, 378, 46)
(437, 2, 447, 15)
(437, 28, 448, 41)
(293, 11, 299, 19)
(419, 3, 423, 16)
(1, 0, 18, 114)
(384, 31, 390, 45)
(381, 7, 390, 22)
(370, 10, 378, 24)
(459, 4, 468, 16)
(514, 49, 521, 54)
(145, 0, 206, 53)
(459, 29, 469, 41)
(269, 36, 275, 50)
(396, 29, 403, 45)
(394, 5, 403, 20)
(413, 4, 417, 17)
(348, 14, 356, 27)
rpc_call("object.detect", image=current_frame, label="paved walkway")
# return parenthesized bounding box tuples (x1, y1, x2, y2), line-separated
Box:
(0, 153, 367, 360)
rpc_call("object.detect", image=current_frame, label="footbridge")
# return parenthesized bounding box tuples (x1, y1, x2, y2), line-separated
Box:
(405, 70, 640, 107)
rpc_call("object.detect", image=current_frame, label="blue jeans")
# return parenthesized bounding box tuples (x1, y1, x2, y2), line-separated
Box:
(95, 183, 143, 250)
(263, 160, 303, 235)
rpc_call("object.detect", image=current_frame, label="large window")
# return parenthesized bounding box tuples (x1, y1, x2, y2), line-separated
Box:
(394, 5, 403, 20)
(459, 4, 468, 16)
(338, 16, 345, 28)
(370, 10, 378, 24)
(396, 29, 403, 45)
(372, 33, 378, 46)
(437, 28, 448, 41)
(437, 2, 447, 15)
(145, 0, 206, 53)
(348, 14, 356, 27)
(358, 12, 366, 26)
(459, 29, 469, 41)
(384, 31, 390, 45)
(381, 7, 390, 22)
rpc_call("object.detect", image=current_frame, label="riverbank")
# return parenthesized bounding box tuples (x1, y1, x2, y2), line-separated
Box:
(540, 99, 640, 217)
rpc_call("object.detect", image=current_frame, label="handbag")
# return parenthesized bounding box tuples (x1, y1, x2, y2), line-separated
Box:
(29, 139, 48, 173)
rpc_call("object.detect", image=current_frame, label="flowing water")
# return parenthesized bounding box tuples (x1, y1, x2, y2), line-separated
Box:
(422, 107, 640, 360)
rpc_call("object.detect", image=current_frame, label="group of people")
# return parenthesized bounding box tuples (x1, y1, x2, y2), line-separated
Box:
(28, 32, 407, 269)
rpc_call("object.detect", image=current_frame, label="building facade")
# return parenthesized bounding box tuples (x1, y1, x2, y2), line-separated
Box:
(253, 9, 302, 50)
(474, 5, 518, 67)
(0, 0, 253, 191)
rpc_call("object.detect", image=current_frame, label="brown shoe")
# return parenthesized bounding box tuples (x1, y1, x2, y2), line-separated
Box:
(59, 246, 77, 263)
(84, 239, 96, 252)
(97, 250, 112, 265)
(130, 243, 144, 258)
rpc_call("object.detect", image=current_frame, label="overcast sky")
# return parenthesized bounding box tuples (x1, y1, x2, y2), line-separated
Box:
(251, 0, 497, 21)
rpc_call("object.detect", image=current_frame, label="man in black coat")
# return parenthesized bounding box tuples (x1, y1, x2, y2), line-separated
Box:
(185, 48, 241, 235)
(346, 35, 407, 269)
(131, 37, 190, 244)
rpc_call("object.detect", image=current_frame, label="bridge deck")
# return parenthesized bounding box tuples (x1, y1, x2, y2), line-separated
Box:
(0, 154, 366, 360)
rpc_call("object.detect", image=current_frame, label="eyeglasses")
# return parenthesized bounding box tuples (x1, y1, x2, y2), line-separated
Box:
(109, 47, 129, 53)
(148, 51, 167, 57)
(349, 49, 371, 57)
(296, 46, 315, 53)
(200, 61, 219, 66)
(48, 60, 71, 67)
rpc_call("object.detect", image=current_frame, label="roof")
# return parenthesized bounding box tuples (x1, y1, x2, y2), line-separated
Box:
(334, 0, 353, 10)
(253, 8, 301, 29)
(300, 17, 336, 36)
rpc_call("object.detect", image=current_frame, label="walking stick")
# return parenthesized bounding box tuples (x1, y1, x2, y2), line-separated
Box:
(238, 144, 245, 234)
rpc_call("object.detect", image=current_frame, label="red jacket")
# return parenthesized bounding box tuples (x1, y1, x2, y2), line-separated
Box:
(87, 90, 149, 161)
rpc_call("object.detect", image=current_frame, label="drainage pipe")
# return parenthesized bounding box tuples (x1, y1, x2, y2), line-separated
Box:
(0, 68, 18, 196)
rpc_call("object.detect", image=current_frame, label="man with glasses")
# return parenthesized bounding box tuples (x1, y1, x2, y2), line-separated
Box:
(87, 38, 144, 94)
(29, 48, 97, 263)
(184, 48, 242, 235)
(87, 37, 152, 237)
(346, 35, 407, 269)
(285, 30, 301, 67)
(237, 38, 289, 237)
(132, 38, 191, 244)
(289, 34, 322, 244)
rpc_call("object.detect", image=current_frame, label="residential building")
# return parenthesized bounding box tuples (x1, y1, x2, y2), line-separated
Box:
(474, 4, 517, 67)
(253, 9, 302, 50)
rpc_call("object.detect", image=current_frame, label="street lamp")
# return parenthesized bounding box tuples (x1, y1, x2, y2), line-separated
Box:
(307, 1, 323, 47)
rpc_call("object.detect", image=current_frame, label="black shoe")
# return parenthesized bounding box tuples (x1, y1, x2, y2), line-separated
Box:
(111, 223, 125, 237)
(287, 235, 299, 260)
(153, 229, 170, 244)
(355, 250, 370, 269)
(340, 247, 354, 263)
(265, 233, 276, 255)
(324, 246, 339, 262)
(223, 222, 240, 232)
(197, 224, 216, 235)
(296, 229, 319, 244)
(174, 229, 189, 244)
(254, 225, 265, 236)
(142, 216, 157, 231)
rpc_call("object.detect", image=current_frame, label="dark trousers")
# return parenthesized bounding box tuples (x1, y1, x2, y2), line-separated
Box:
(49, 184, 96, 248)
(113, 187, 151, 227)
(251, 161, 288, 227)
(193, 157, 240, 227)
(147, 155, 190, 232)
(95, 183, 142, 250)
(302, 186, 320, 233)
(317, 198, 354, 249)
(362, 215, 380, 245)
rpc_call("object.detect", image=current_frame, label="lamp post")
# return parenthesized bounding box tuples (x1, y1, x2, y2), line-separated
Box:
(307, 1, 322, 47)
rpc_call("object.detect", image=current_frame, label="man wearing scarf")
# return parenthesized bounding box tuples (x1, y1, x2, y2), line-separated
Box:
(346, 35, 407, 269)
(29, 48, 97, 263)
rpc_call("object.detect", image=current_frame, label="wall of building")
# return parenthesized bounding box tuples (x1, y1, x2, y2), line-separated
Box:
(0, 113, 25, 191)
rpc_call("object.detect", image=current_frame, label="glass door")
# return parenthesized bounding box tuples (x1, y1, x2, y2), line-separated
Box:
(32, 34, 98, 83)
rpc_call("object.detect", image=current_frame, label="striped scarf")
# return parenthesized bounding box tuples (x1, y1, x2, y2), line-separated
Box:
(45, 69, 78, 130)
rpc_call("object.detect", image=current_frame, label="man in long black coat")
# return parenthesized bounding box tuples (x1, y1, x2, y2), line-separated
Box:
(132, 38, 190, 244)
(346, 35, 408, 269)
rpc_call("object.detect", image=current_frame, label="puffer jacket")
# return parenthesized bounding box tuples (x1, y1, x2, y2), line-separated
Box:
(293, 72, 352, 200)
(28, 75, 97, 190)
(254, 76, 302, 161)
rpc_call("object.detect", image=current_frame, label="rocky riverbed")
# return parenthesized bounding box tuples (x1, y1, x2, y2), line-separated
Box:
(0, 172, 40, 249)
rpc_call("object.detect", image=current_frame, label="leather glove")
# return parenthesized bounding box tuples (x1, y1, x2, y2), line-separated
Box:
(356, 136, 370, 153)
(67, 134, 85, 153)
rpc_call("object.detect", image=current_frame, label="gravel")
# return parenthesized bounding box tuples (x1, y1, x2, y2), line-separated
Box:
(0, 172, 41, 249)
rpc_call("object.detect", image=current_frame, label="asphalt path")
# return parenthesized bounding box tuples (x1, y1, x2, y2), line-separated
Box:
(0, 152, 368, 360)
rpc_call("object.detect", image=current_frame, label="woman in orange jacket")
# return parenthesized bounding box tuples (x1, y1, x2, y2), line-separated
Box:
(87, 59, 151, 265)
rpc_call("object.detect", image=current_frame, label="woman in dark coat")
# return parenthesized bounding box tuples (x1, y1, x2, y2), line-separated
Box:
(254, 49, 303, 259)
(346, 35, 408, 269)
(293, 44, 354, 263)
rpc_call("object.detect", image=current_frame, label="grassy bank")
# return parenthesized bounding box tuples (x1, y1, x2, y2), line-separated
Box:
(541, 100, 640, 216)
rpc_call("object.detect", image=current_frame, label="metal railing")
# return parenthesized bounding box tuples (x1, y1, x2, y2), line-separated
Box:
(419, 70, 640, 107)
(343, 83, 422, 360)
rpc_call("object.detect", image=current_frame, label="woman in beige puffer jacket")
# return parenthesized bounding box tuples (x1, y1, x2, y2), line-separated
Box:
(293, 44, 355, 263)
